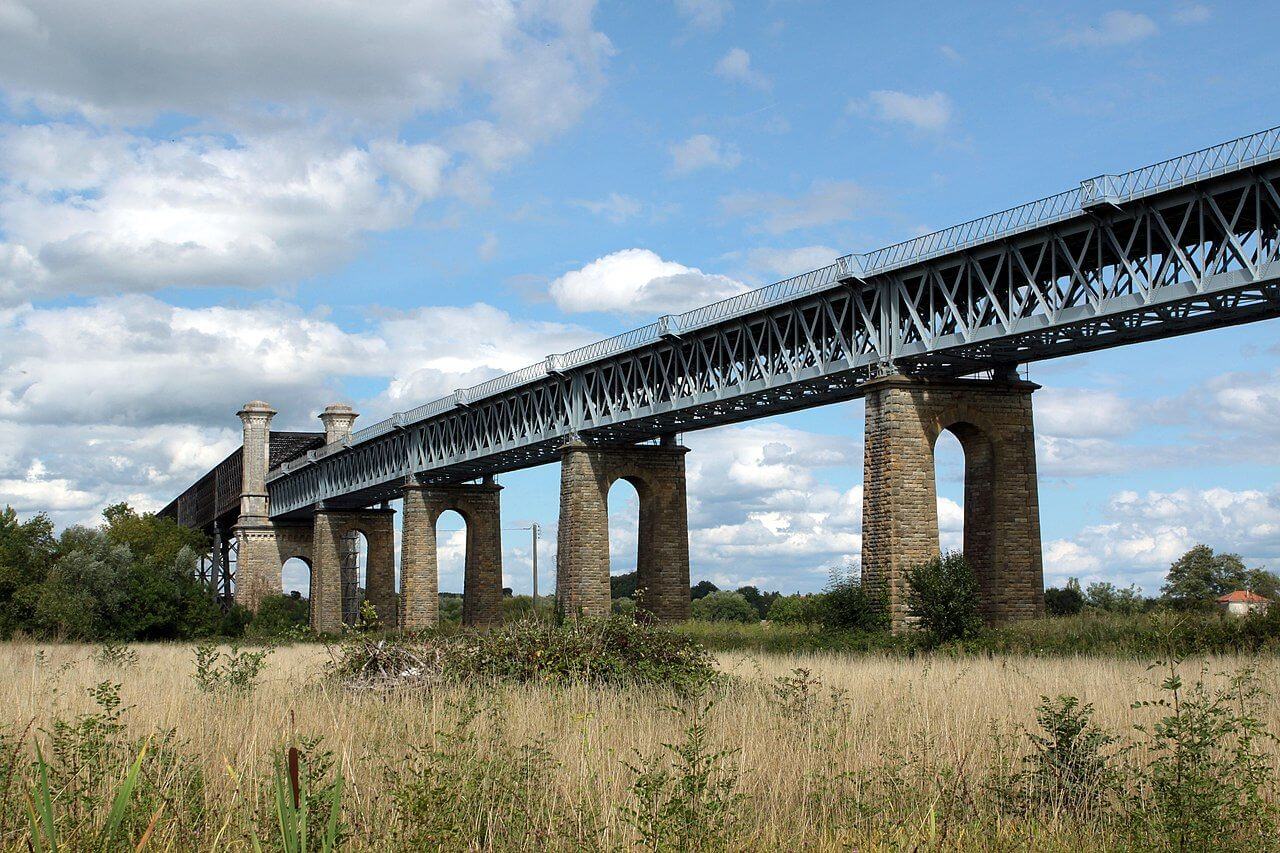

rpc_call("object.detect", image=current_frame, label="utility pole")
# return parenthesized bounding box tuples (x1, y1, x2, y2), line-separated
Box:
(530, 522, 540, 603)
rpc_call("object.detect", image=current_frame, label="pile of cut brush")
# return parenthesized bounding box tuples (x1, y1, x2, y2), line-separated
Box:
(330, 616, 718, 691)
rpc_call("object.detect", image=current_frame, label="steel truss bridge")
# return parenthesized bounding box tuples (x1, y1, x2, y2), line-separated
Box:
(165, 125, 1280, 525)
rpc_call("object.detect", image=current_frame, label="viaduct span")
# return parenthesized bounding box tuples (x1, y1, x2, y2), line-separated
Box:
(161, 125, 1280, 631)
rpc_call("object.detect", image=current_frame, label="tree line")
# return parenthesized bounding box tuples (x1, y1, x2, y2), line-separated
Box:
(1043, 544, 1280, 616)
(0, 503, 234, 640)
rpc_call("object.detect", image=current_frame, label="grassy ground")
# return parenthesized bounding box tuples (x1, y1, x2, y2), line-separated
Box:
(677, 609, 1280, 656)
(1, 640, 1278, 850)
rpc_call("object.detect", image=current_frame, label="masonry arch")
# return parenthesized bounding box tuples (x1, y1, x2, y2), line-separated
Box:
(310, 508, 397, 633)
(931, 419, 998, 618)
(605, 474, 646, 609)
(556, 442, 691, 622)
(860, 376, 1044, 630)
(400, 483, 504, 629)
(281, 555, 312, 598)
(339, 529, 370, 625)
(280, 555, 313, 625)
(434, 507, 469, 623)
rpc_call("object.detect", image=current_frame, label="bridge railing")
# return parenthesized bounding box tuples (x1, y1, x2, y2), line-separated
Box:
(560, 321, 664, 370)
(265, 124, 1280, 482)
(463, 360, 551, 399)
(673, 262, 848, 330)
(860, 188, 1083, 275)
(1099, 125, 1280, 203)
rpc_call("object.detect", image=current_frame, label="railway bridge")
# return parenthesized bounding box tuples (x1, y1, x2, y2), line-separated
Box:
(161, 125, 1280, 631)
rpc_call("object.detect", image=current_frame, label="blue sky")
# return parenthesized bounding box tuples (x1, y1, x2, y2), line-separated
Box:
(1, 0, 1278, 596)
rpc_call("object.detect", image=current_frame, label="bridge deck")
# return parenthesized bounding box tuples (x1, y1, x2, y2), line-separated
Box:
(168, 126, 1280, 519)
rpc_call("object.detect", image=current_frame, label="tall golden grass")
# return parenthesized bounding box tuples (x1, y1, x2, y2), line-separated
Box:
(1, 642, 1277, 850)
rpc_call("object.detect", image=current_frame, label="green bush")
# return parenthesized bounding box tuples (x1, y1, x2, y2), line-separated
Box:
(501, 594, 552, 623)
(1044, 578, 1085, 616)
(765, 594, 824, 629)
(1129, 660, 1277, 850)
(906, 551, 981, 645)
(333, 616, 717, 691)
(192, 643, 272, 693)
(1085, 581, 1146, 614)
(690, 591, 758, 623)
(438, 594, 463, 625)
(821, 566, 887, 633)
(734, 585, 778, 620)
(1014, 695, 1117, 812)
(0, 503, 218, 642)
(676, 620, 901, 654)
(248, 593, 310, 638)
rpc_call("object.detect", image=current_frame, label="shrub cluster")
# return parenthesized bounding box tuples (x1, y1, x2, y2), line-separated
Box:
(690, 590, 757, 623)
(331, 616, 717, 691)
(0, 503, 231, 641)
(906, 551, 982, 645)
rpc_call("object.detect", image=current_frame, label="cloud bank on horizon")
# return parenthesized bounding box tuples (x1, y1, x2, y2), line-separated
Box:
(0, 0, 1277, 596)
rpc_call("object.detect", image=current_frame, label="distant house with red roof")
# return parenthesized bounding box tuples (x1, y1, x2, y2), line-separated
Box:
(1216, 590, 1270, 616)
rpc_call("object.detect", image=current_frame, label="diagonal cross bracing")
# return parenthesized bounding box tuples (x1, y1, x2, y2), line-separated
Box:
(252, 126, 1280, 517)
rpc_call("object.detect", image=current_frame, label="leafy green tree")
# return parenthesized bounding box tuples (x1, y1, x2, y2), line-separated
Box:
(1162, 545, 1249, 610)
(735, 585, 778, 620)
(101, 505, 219, 639)
(821, 565, 888, 633)
(690, 590, 757, 623)
(33, 533, 132, 638)
(1045, 577, 1086, 616)
(1243, 567, 1280, 600)
(3, 503, 220, 640)
(690, 580, 719, 600)
(0, 507, 57, 637)
(610, 571, 638, 599)
(1084, 581, 1145, 614)
(438, 593, 463, 624)
(102, 502, 206, 567)
(906, 551, 982, 644)
(249, 592, 311, 637)
(765, 594, 824, 629)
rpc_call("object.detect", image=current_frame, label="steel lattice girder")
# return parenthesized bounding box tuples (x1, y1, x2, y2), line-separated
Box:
(265, 159, 1280, 517)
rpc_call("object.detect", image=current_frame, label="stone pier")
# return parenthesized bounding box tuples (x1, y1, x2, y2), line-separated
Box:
(400, 481, 504, 630)
(310, 507, 396, 633)
(860, 375, 1043, 629)
(231, 400, 403, 633)
(231, 400, 281, 611)
(555, 439, 691, 622)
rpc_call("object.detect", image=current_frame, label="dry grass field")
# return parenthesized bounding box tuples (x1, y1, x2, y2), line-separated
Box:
(1, 642, 1277, 850)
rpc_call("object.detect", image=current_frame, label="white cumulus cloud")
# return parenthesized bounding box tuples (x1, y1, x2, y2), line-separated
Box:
(0, 125, 424, 302)
(673, 0, 731, 31)
(548, 248, 746, 315)
(1044, 486, 1280, 593)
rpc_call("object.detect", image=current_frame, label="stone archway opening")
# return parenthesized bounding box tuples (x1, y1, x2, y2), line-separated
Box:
(861, 376, 1044, 629)
(340, 530, 369, 625)
(933, 420, 997, 619)
(436, 508, 467, 623)
(280, 555, 313, 627)
(282, 556, 311, 598)
(933, 429, 966, 551)
(606, 477, 644, 610)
